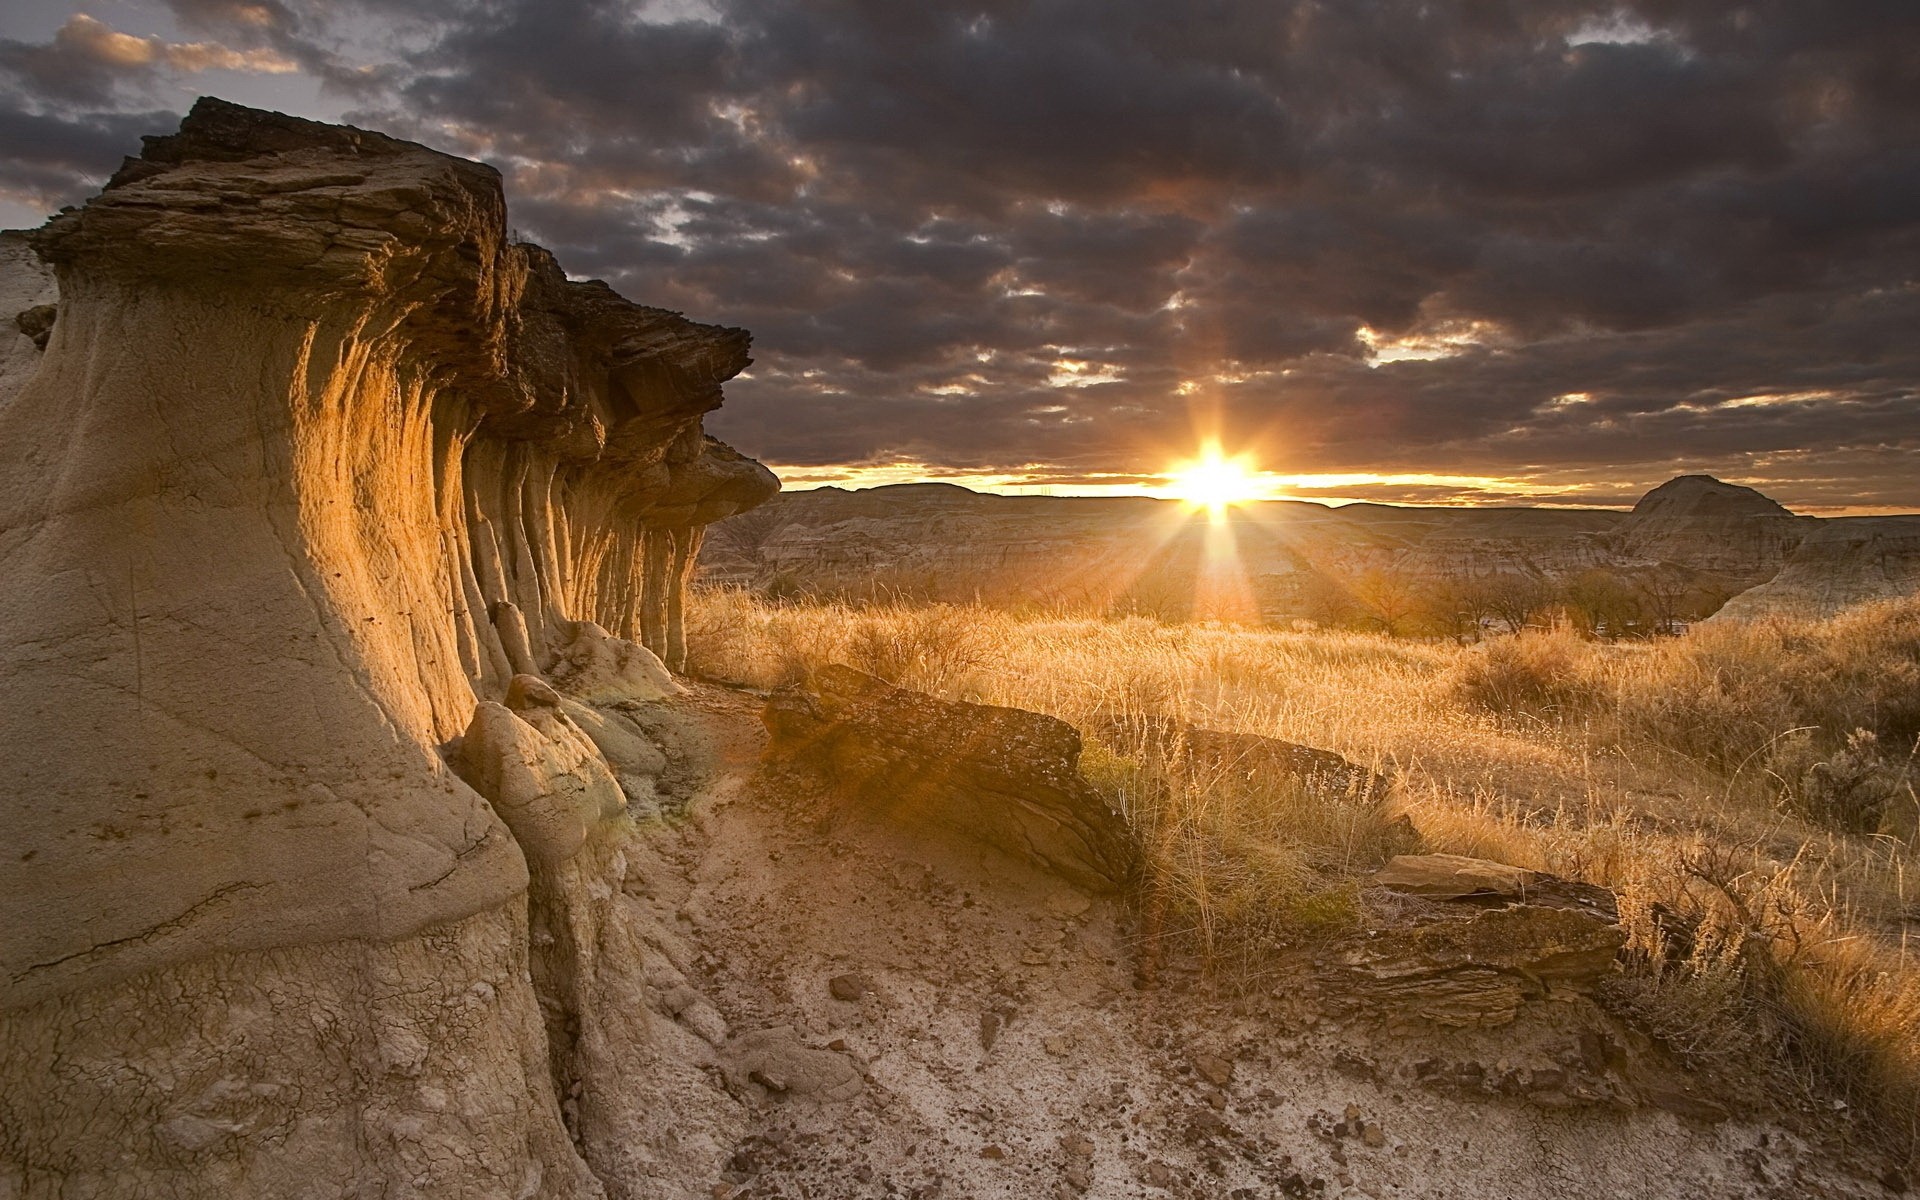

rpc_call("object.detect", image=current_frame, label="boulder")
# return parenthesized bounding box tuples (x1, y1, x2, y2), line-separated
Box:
(1098, 715, 1389, 803)
(763, 665, 1137, 892)
(722, 1027, 864, 1102)
(550, 620, 685, 704)
(1350, 857, 1624, 1026)
(1371, 854, 1536, 898)
(454, 681, 628, 866)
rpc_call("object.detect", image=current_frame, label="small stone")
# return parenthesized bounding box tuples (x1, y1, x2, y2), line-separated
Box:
(1063, 1161, 1092, 1191)
(505, 673, 561, 709)
(1047, 890, 1093, 919)
(828, 1038, 848, 1052)
(1190, 1051, 1235, 1088)
(829, 973, 872, 1002)
(1060, 1133, 1095, 1158)
(1043, 1035, 1072, 1056)
(1361, 1122, 1386, 1148)
(1145, 1161, 1175, 1187)
(980, 1144, 1007, 1160)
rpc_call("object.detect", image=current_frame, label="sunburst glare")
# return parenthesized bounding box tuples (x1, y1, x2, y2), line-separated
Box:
(1165, 443, 1266, 520)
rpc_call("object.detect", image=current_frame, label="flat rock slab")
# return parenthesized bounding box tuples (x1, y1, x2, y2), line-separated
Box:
(762, 665, 1137, 892)
(1373, 854, 1539, 898)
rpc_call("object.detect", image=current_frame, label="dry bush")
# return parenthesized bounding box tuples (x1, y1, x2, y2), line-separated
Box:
(1082, 725, 1398, 983)
(1444, 626, 1605, 721)
(684, 588, 991, 695)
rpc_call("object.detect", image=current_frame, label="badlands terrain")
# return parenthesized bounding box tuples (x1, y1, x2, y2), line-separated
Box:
(700, 475, 1920, 626)
(2, 99, 1917, 1200)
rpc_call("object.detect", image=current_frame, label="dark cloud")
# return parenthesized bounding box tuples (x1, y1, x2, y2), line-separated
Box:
(3, 0, 1917, 507)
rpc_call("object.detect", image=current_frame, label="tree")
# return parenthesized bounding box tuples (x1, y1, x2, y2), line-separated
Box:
(1420, 574, 1491, 644)
(1350, 568, 1421, 636)
(1482, 572, 1553, 634)
(1634, 564, 1694, 636)
(1562, 569, 1647, 639)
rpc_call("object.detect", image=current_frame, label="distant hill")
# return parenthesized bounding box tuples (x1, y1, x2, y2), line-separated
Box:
(700, 475, 1920, 626)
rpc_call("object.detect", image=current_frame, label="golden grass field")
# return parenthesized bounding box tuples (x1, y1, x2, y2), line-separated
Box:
(688, 588, 1920, 1153)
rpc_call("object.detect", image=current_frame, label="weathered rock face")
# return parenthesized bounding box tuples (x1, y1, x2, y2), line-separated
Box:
(1711, 516, 1920, 621)
(1612, 474, 1811, 585)
(1, 96, 774, 1004)
(1346, 855, 1626, 1027)
(762, 665, 1138, 892)
(0, 99, 773, 1197)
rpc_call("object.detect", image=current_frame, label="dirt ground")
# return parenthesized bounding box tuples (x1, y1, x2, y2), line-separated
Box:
(622, 682, 1892, 1200)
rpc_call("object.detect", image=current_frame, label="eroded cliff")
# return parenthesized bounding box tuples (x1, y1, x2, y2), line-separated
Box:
(0, 98, 773, 1197)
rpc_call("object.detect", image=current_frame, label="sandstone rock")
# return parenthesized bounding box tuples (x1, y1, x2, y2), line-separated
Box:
(1189, 1051, 1235, 1089)
(762, 666, 1138, 892)
(829, 972, 875, 1002)
(0, 99, 773, 1197)
(0, 232, 57, 401)
(2, 97, 772, 1007)
(1101, 717, 1390, 805)
(1615, 474, 1809, 585)
(14, 302, 54, 350)
(551, 620, 685, 703)
(1347, 868, 1625, 1026)
(724, 1027, 864, 1102)
(1711, 516, 1920, 621)
(455, 696, 627, 866)
(1641, 1082, 1731, 1123)
(1372, 854, 1537, 898)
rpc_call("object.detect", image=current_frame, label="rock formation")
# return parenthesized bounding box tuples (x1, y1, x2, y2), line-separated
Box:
(1710, 516, 1920, 621)
(1610, 474, 1811, 585)
(0, 98, 774, 1197)
(762, 665, 1139, 892)
(1349, 855, 1627, 1027)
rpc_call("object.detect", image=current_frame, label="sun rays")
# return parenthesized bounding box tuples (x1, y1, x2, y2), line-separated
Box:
(1163, 442, 1267, 520)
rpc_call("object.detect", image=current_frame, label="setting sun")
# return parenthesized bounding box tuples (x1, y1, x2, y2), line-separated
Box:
(1166, 444, 1265, 516)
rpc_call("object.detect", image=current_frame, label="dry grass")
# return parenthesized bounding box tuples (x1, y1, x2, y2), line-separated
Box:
(688, 588, 1920, 1154)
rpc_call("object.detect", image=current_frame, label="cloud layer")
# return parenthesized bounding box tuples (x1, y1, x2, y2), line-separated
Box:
(3, 0, 1916, 508)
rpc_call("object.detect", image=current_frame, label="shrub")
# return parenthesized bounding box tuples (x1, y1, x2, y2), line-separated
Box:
(1445, 627, 1604, 721)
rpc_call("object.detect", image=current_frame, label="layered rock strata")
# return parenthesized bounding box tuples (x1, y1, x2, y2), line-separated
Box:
(0, 98, 773, 1197)
(1348, 855, 1627, 1027)
(1710, 515, 1920, 621)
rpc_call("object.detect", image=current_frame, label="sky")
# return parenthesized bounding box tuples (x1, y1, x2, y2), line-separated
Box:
(1, 1, 1916, 512)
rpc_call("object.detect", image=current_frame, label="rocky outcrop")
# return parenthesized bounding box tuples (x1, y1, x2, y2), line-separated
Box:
(1346, 855, 1626, 1027)
(762, 665, 1138, 892)
(1611, 474, 1811, 584)
(1098, 716, 1391, 804)
(0, 99, 774, 1197)
(1710, 516, 1920, 621)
